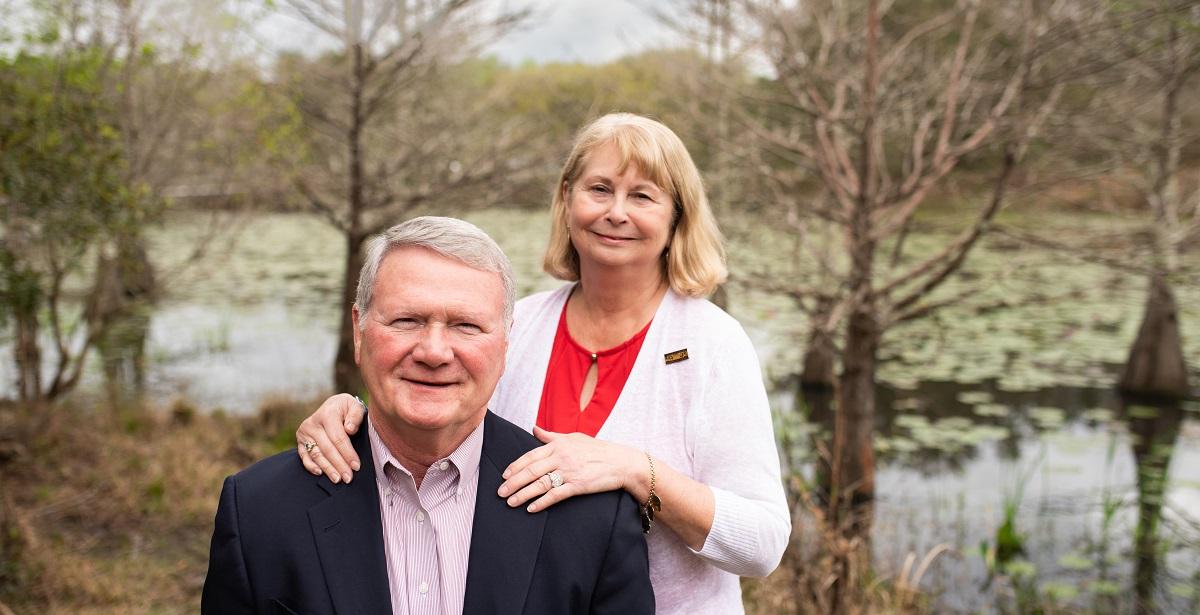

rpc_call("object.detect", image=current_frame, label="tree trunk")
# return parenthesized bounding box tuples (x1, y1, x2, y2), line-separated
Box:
(334, 41, 368, 396)
(800, 334, 836, 389)
(835, 310, 879, 509)
(14, 311, 41, 402)
(334, 234, 367, 396)
(1119, 274, 1190, 398)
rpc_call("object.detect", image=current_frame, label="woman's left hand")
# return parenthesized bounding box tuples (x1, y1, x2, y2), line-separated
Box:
(498, 427, 636, 512)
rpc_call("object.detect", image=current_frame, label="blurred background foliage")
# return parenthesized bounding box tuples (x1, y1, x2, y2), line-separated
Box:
(1, 0, 1199, 613)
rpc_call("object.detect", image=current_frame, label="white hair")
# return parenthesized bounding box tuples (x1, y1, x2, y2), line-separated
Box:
(355, 216, 515, 328)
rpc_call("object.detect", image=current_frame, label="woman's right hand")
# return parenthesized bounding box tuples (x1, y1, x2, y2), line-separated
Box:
(296, 393, 367, 483)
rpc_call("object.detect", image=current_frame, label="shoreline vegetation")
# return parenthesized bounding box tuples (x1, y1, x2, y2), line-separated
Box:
(0, 396, 312, 615)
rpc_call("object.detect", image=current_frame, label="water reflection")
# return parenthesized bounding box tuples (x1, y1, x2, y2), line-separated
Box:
(778, 375, 1200, 611)
(87, 238, 156, 409)
(1123, 395, 1185, 614)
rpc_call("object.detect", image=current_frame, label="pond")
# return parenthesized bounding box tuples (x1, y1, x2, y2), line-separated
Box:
(17, 207, 1200, 612)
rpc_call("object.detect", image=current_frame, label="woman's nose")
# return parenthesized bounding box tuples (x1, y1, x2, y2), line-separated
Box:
(605, 194, 630, 224)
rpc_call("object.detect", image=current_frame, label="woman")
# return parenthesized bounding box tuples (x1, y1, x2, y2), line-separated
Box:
(296, 113, 790, 614)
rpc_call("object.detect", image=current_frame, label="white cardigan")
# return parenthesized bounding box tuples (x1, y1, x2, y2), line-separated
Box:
(490, 284, 791, 615)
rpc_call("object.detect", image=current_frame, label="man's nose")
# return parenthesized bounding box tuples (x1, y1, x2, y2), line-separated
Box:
(412, 325, 453, 367)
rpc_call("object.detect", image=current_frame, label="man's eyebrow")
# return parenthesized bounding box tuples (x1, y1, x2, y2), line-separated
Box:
(441, 303, 499, 321)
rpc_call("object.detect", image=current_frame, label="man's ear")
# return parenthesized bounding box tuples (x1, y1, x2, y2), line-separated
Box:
(351, 303, 363, 364)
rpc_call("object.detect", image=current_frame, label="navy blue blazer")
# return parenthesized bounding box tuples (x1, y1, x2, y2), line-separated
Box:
(201, 411, 654, 614)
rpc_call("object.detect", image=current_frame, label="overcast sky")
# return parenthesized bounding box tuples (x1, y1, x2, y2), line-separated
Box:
(256, 0, 682, 65)
(484, 1, 680, 64)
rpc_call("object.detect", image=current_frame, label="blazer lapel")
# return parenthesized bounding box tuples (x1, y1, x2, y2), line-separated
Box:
(462, 412, 548, 614)
(308, 431, 392, 615)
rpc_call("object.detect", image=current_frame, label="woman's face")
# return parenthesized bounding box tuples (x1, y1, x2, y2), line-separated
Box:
(566, 142, 675, 276)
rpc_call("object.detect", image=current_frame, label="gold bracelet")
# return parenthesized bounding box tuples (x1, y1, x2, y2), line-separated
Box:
(638, 453, 662, 534)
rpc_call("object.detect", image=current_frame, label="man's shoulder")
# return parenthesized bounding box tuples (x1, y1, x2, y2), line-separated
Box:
(223, 446, 331, 513)
(483, 412, 636, 521)
(483, 410, 541, 454)
(234, 446, 306, 481)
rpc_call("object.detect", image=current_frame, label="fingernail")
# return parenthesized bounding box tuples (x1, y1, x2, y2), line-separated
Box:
(311, 469, 321, 476)
(344, 474, 352, 484)
(331, 474, 341, 483)
(497, 487, 507, 497)
(502, 470, 510, 479)
(527, 504, 538, 512)
(345, 422, 354, 430)
(352, 461, 361, 471)
(507, 497, 517, 506)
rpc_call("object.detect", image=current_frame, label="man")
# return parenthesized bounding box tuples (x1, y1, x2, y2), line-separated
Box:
(202, 217, 654, 615)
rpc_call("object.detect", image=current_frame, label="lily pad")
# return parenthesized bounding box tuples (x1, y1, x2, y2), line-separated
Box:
(1029, 406, 1066, 427)
(1003, 559, 1037, 578)
(962, 425, 1011, 443)
(973, 403, 1012, 417)
(896, 414, 930, 430)
(935, 417, 975, 431)
(1057, 552, 1093, 571)
(1042, 582, 1079, 601)
(1081, 408, 1115, 422)
(888, 437, 920, 453)
(1127, 405, 1160, 419)
(957, 391, 994, 405)
(1168, 584, 1195, 599)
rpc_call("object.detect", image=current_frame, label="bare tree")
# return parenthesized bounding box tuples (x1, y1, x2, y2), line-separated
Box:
(739, 0, 1061, 524)
(276, 0, 535, 393)
(1065, 0, 1199, 398)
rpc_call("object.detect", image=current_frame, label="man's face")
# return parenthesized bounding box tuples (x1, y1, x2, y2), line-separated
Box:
(352, 246, 507, 442)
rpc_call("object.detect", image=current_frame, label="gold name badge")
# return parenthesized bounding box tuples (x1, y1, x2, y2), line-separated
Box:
(664, 349, 689, 364)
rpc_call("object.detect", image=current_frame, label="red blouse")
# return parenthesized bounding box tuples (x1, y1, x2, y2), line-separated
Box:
(535, 301, 652, 437)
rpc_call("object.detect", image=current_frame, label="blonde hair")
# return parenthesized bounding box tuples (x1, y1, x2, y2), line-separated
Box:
(542, 113, 727, 297)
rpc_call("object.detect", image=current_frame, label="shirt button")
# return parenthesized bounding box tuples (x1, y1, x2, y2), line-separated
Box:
(438, 461, 450, 471)
(416, 510, 426, 522)
(418, 581, 429, 595)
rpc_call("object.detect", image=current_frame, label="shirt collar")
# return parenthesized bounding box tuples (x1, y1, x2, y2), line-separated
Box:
(367, 415, 485, 488)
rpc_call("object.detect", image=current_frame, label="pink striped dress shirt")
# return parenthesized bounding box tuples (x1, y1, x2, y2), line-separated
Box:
(368, 418, 483, 615)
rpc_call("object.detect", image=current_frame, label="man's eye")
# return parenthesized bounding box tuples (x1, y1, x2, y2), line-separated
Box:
(454, 322, 482, 333)
(391, 318, 420, 329)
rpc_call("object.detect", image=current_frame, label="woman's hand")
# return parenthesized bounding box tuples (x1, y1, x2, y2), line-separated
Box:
(296, 393, 367, 483)
(497, 427, 637, 512)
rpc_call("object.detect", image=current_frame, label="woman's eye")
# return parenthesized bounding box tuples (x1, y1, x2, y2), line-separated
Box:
(633, 192, 653, 201)
(588, 184, 611, 195)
